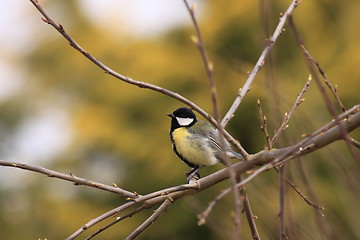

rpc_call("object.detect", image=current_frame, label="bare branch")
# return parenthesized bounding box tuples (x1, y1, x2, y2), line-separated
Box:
(284, 177, 324, 212)
(66, 201, 137, 240)
(279, 166, 286, 240)
(125, 198, 174, 240)
(183, 0, 219, 121)
(271, 74, 311, 144)
(242, 192, 261, 240)
(290, 33, 346, 113)
(85, 206, 146, 240)
(0, 161, 136, 198)
(221, 0, 301, 127)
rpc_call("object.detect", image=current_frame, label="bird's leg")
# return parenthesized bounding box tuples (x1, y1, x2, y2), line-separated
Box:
(186, 167, 200, 183)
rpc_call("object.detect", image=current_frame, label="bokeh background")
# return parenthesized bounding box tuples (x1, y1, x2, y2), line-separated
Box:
(0, 0, 359, 239)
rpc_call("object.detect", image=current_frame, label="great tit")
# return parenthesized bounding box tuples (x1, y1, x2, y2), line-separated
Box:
(167, 107, 243, 182)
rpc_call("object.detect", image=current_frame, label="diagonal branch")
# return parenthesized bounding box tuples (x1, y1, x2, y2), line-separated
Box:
(125, 198, 174, 240)
(221, 0, 301, 127)
(271, 74, 311, 144)
(28, 0, 210, 129)
(85, 206, 146, 240)
(66, 201, 137, 240)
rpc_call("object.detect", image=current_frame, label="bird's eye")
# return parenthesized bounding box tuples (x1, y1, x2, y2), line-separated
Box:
(176, 117, 194, 126)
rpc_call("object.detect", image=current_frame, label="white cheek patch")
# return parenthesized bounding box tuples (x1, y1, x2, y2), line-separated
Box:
(176, 117, 194, 127)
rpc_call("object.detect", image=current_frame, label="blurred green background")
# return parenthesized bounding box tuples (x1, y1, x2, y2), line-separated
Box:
(0, 0, 359, 239)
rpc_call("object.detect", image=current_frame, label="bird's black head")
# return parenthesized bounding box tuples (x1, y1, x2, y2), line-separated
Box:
(167, 107, 197, 131)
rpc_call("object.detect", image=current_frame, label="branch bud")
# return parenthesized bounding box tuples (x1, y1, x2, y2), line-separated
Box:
(191, 35, 199, 46)
(191, 3, 197, 13)
(208, 61, 214, 72)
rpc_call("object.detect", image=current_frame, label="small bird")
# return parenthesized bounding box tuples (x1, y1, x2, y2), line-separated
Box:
(167, 107, 243, 182)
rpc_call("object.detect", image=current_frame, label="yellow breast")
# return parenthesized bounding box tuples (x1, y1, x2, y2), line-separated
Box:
(172, 128, 217, 166)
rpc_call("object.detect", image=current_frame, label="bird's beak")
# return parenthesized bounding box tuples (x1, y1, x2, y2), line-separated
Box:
(167, 113, 174, 118)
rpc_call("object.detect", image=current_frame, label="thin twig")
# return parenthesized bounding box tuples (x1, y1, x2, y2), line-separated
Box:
(284, 177, 324, 212)
(242, 192, 261, 240)
(279, 166, 286, 240)
(288, 16, 360, 164)
(296, 160, 330, 235)
(197, 192, 225, 226)
(271, 74, 311, 144)
(294, 41, 346, 113)
(221, 0, 301, 127)
(257, 99, 272, 149)
(198, 176, 260, 240)
(183, 1, 218, 120)
(0, 161, 136, 198)
(66, 201, 137, 240)
(125, 198, 174, 240)
(85, 206, 146, 240)
(350, 138, 360, 149)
